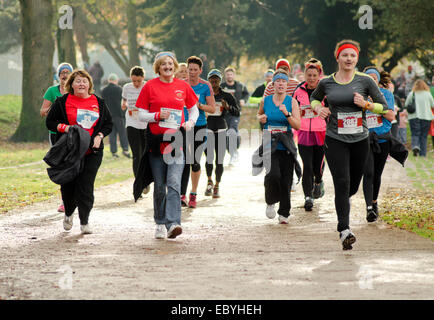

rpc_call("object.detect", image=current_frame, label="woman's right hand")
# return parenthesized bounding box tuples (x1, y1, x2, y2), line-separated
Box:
(317, 106, 331, 120)
(160, 109, 170, 120)
(258, 114, 267, 124)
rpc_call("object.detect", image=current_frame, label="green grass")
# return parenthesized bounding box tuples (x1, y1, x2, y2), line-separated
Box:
(0, 95, 21, 140)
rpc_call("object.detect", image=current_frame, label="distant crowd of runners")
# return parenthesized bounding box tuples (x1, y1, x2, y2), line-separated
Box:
(41, 38, 434, 250)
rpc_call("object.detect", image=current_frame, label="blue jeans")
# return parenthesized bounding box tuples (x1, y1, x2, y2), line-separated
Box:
(409, 118, 431, 156)
(397, 127, 407, 144)
(148, 152, 184, 229)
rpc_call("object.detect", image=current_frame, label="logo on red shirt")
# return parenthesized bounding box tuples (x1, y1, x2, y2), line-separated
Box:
(175, 90, 184, 101)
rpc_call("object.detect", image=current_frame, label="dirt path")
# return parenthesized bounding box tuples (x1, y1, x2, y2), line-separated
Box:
(0, 148, 433, 300)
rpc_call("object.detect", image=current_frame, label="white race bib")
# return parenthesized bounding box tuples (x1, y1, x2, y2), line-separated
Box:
(209, 102, 223, 117)
(77, 109, 99, 129)
(366, 113, 383, 129)
(159, 108, 182, 129)
(337, 112, 363, 134)
(267, 125, 287, 133)
(300, 105, 317, 119)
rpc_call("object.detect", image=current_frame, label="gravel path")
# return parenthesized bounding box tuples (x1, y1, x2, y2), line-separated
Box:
(0, 148, 433, 300)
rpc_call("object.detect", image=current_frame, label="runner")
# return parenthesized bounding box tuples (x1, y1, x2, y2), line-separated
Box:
(263, 59, 299, 98)
(175, 62, 188, 80)
(256, 69, 301, 224)
(121, 66, 150, 195)
(204, 69, 240, 198)
(310, 39, 388, 250)
(362, 67, 396, 223)
(221, 67, 249, 165)
(179, 56, 215, 208)
(249, 69, 274, 105)
(46, 69, 113, 234)
(134, 51, 199, 239)
(292, 58, 327, 212)
(40, 62, 73, 213)
(263, 58, 302, 191)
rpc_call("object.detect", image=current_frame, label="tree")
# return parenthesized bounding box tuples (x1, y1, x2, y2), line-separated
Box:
(56, 2, 77, 68)
(12, 0, 55, 142)
(0, 0, 21, 54)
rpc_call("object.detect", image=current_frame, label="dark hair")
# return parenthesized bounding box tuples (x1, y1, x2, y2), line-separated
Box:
(363, 65, 379, 73)
(187, 56, 203, 69)
(130, 66, 145, 77)
(379, 71, 392, 88)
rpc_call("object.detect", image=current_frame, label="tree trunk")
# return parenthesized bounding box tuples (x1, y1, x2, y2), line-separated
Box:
(127, 0, 141, 69)
(74, 6, 90, 69)
(57, 27, 77, 67)
(12, 0, 55, 142)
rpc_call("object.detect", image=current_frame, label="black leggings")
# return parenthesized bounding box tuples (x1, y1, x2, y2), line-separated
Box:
(298, 144, 325, 198)
(127, 126, 146, 178)
(264, 150, 294, 218)
(363, 141, 390, 207)
(181, 125, 207, 195)
(324, 136, 369, 232)
(204, 130, 226, 183)
(61, 151, 103, 225)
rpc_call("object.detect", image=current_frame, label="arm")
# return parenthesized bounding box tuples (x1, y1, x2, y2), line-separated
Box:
(279, 99, 300, 130)
(46, 97, 67, 133)
(257, 98, 267, 124)
(310, 80, 330, 119)
(40, 99, 52, 117)
(358, 78, 388, 114)
(199, 94, 216, 113)
(240, 84, 250, 105)
(224, 93, 240, 117)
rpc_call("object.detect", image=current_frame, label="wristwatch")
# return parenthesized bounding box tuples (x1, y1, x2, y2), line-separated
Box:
(286, 112, 292, 118)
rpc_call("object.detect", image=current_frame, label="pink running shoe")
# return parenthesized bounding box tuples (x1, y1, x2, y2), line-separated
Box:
(188, 193, 197, 208)
(181, 195, 188, 207)
(57, 204, 65, 213)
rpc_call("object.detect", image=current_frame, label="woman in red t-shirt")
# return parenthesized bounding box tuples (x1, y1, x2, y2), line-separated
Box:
(135, 51, 199, 240)
(46, 69, 113, 235)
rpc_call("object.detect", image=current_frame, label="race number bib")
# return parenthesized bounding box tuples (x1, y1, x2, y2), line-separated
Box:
(77, 109, 99, 129)
(159, 108, 182, 129)
(337, 112, 363, 134)
(366, 113, 383, 129)
(267, 125, 287, 133)
(209, 102, 223, 117)
(300, 105, 317, 119)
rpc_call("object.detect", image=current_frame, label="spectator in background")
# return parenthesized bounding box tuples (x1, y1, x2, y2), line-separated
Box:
(88, 61, 104, 96)
(404, 65, 416, 97)
(388, 82, 404, 139)
(221, 66, 249, 165)
(405, 79, 434, 157)
(175, 62, 188, 80)
(102, 73, 130, 159)
(395, 71, 407, 100)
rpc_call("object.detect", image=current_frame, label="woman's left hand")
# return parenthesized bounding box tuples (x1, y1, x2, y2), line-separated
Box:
(93, 135, 102, 149)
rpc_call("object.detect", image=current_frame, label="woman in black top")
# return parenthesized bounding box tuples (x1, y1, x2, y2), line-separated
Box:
(204, 69, 240, 198)
(310, 40, 388, 250)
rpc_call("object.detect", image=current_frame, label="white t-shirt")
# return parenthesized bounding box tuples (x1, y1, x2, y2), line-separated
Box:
(122, 82, 147, 129)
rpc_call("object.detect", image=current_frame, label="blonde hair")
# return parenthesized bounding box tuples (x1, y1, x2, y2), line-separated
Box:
(412, 79, 430, 92)
(273, 68, 289, 78)
(153, 52, 179, 75)
(65, 69, 94, 95)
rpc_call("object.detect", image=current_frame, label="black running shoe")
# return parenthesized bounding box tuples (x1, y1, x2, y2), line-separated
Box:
(304, 197, 314, 211)
(313, 181, 325, 199)
(372, 202, 378, 215)
(366, 207, 378, 223)
(340, 229, 356, 250)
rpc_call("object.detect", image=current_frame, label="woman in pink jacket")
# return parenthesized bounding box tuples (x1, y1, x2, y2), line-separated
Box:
(292, 58, 327, 211)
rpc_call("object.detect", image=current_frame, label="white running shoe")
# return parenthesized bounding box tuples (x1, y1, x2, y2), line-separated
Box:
(63, 214, 73, 231)
(278, 215, 289, 224)
(80, 224, 92, 234)
(340, 229, 356, 250)
(155, 224, 166, 239)
(167, 224, 182, 239)
(266, 204, 276, 219)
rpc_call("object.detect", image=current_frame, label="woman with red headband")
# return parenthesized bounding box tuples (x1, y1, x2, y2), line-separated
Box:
(293, 58, 327, 212)
(310, 40, 388, 250)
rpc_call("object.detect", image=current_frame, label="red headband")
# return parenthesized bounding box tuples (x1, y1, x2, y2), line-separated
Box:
(336, 44, 359, 59)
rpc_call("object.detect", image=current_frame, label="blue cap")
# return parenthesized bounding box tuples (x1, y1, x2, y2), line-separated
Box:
(207, 69, 222, 80)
